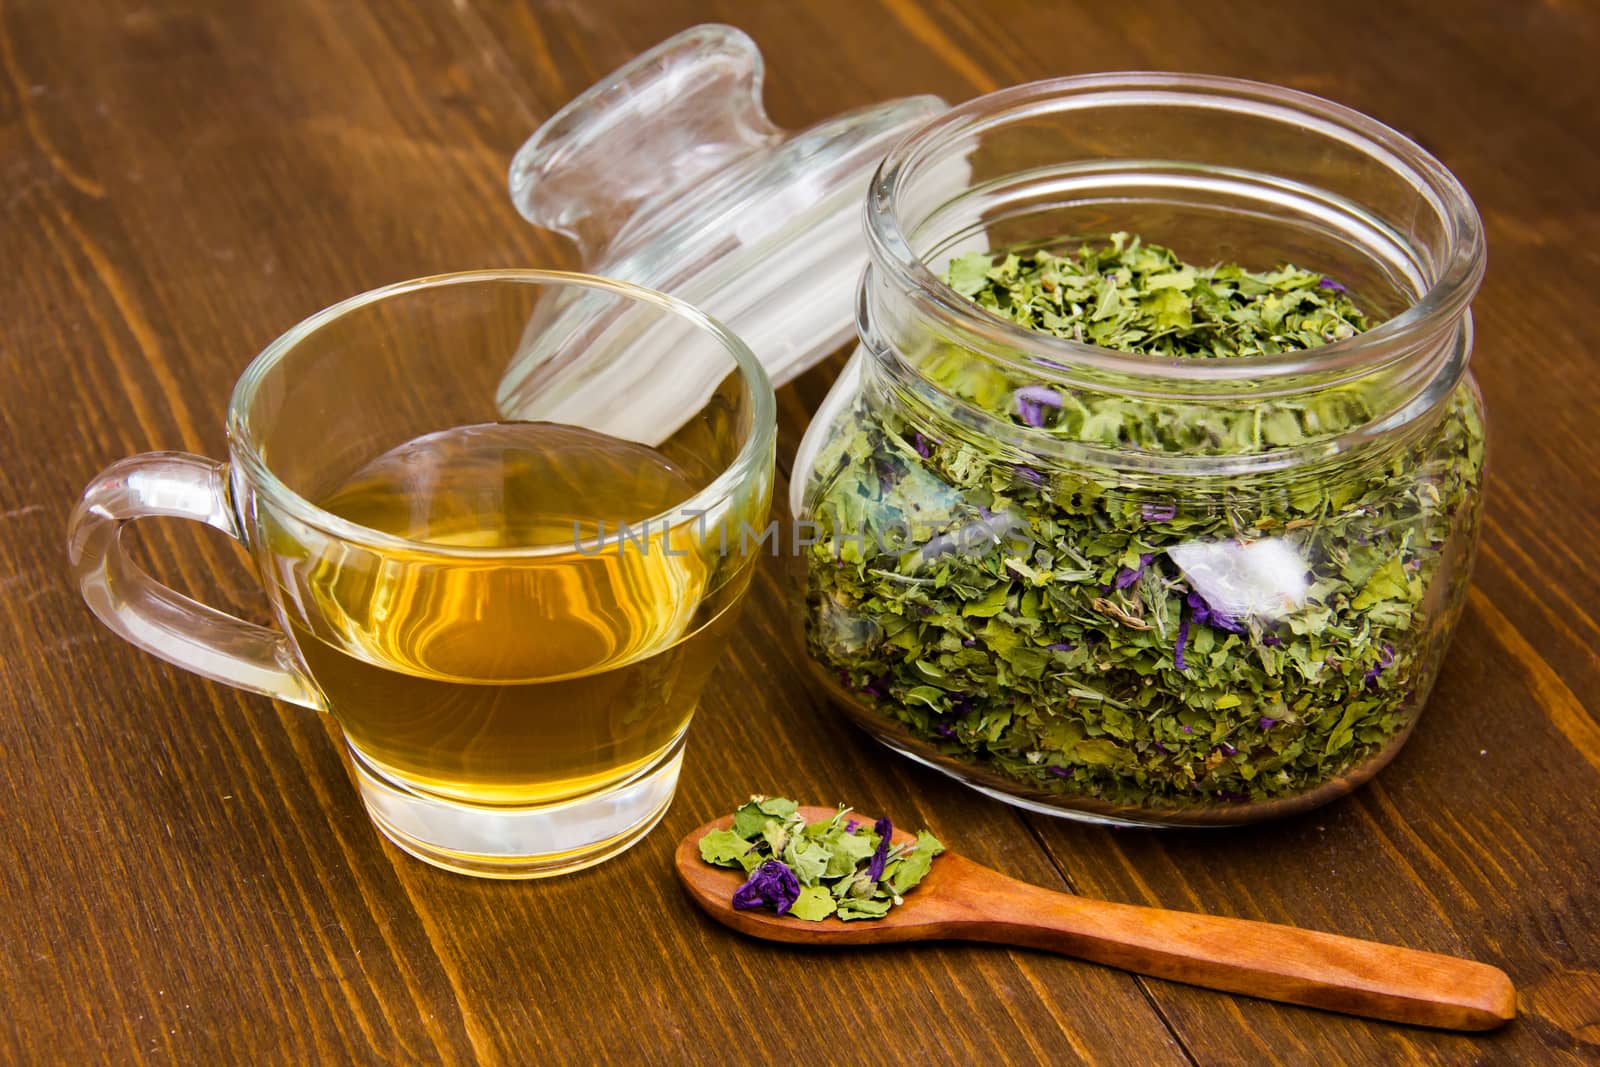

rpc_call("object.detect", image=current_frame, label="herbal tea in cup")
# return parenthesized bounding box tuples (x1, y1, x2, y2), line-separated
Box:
(69, 272, 775, 877)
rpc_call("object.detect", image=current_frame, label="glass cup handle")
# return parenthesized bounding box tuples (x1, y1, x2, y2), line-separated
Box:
(67, 452, 324, 710)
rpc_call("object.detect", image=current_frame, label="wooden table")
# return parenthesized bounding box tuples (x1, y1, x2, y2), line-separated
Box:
(4, 2, 1598, 1062)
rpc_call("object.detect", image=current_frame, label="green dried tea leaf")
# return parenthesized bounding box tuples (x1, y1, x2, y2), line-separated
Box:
(887, 830, 946, 896)
(835, 897, 894, 921)
(698, 828, 753, 870)
(820, 826, 877, 878)
(759, 819, 791, 857)
(789, 885, 838, 922)
(947, 252, 994, 297)
(732, 795, 798, 839)
(782, 835, 831, 886)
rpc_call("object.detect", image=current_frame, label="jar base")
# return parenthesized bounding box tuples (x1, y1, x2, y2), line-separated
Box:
(814, 667, 1419, 827)
(345, 732, 684, 878)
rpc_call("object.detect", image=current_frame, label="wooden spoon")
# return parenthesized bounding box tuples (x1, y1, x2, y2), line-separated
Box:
(675, 807, 1515, 1031)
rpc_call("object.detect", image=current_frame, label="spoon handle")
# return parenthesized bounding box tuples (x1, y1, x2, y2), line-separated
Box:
(952, 863, 1514, 1030)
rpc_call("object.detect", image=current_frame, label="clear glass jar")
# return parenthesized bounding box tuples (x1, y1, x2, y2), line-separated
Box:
(793, 74, 1487, 826)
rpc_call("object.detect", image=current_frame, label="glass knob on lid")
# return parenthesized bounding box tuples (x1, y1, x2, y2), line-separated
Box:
(502, 24, 947, 444)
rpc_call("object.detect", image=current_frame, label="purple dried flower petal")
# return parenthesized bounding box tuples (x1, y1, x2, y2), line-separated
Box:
(1262, 634, 1283, 648)
(1016, 385, 1064, 407)
(1181, 724, 1194, 735)
(1114, 552, 1158, 590)
(1014, 385, 1063, 428)
(1015, 466, 1043, 486)
(934, 722, 957, 738)
(732, 860, 801, 915)
(1216, 743, 1238, 757)
(1259, 717, 1277, 730)
(1047, 765, 1073, 778)
(1186, 590, 1246, 635)
(1317, 276, 1348, 293)
(1153, 740, 1170, 754)
(1174, 610, 1191, 672)
(1141, 502, 1178, 522)
(1046, 642, 1075, 652)
(845, 818, 860, 834)
(866, 818, 893, 881)
(1364, 642, 1397, 687)
(961, 638, 978, 648)
(912, 432, 932, 459)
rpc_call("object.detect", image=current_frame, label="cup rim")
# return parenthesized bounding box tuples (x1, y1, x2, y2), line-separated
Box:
(864, 71, 1486, 390)
(226, 269, 775, 558)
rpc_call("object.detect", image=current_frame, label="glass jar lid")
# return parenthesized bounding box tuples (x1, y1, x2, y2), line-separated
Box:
(500, 24, 946, 443)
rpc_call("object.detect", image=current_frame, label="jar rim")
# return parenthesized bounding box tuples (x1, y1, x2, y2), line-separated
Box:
(864, 72, 1485, 389)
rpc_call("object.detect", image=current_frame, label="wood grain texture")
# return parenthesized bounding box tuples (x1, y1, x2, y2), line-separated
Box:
(0, 0, 1596, 1064)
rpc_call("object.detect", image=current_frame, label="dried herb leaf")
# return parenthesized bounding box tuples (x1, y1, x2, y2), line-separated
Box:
(698, 828, 759, 872)
(886, 830, 945, 896)
(789, 885, 838, 922)
(802, 236, 1485, 814)
(835, 897, 894, 921)
(731, 795, 798, 839)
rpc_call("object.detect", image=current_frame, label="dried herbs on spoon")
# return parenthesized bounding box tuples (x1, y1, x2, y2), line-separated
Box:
(699, 796, 944, 921)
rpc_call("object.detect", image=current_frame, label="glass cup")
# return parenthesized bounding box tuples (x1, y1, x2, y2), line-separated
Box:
(69, 271, 775, 877)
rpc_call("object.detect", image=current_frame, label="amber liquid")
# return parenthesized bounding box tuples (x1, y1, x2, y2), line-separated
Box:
(287, 422, 751, 805)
